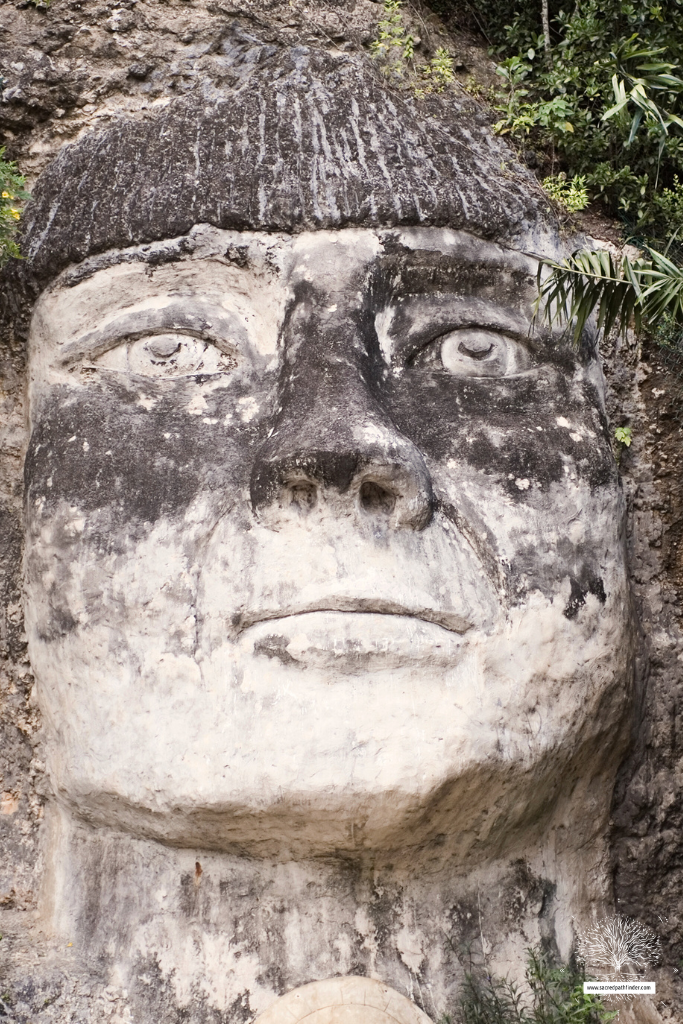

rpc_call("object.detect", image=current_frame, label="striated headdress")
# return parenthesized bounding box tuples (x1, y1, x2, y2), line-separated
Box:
(21, 30, 547, 287)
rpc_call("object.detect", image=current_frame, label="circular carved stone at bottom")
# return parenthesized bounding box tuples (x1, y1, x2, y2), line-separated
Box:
(253, 978, 434, 1024)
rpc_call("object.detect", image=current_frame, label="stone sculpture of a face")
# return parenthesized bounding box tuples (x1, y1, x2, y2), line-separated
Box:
(21, 43, 631, 863)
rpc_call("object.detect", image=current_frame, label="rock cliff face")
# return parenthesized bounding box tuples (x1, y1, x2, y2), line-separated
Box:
(606, 331, 683, 1007)
(0, 3, 682, 1024)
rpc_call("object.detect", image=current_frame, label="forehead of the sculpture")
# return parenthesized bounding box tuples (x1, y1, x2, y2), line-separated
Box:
(21, 40, 547, 286)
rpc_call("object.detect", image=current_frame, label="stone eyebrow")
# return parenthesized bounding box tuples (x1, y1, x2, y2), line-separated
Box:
(375, 251, 536, 299)
(391, 298, 532, 334)
(58, 301, 249, 365)
(60, 236, 194, 288)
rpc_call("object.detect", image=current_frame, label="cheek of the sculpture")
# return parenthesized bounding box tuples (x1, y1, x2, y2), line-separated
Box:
(25, 375, 267, 526)
(23, 373, 261, 691)
(385, 367, 615, 496)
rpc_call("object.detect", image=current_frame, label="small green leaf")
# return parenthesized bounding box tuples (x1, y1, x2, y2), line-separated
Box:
(615, 426, 633, 446)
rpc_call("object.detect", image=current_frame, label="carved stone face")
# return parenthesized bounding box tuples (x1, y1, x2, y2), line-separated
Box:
(24, 225, 629, 858)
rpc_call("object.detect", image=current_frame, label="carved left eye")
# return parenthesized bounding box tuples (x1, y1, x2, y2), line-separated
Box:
(412, 328, 530, 377)
(95, 334, 236, 378)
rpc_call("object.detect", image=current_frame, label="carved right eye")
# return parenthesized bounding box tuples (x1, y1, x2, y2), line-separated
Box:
(94, 334, 237, 378)
(411, 328, 530, 377)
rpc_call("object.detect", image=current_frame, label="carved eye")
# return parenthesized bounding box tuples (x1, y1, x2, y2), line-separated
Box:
(94, 334, 236, 378)
(412, 328, 530, 377)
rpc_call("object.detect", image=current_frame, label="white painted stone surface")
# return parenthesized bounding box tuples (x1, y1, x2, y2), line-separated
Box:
(253, 977, 434, 1024)
(26, 227, 631, 859)
(23, 226, 633, 1010)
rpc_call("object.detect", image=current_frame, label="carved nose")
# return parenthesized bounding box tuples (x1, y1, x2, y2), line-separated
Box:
(251, 294, 434, 530)
(250, 387, 433, 531)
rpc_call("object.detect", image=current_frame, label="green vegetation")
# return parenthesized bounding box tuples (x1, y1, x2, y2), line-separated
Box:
(0, 148, 30, 267)
(535, 244, 683, 343)
(542, 175, 589, 213)
(370, 0, 416, 80)
(487, 3, 683, 237)
(452, 947, 616, 1024)
(423, 0, 683, 345)
(372, 0, 683, 240)
(429, 0, 683, 204)
(371, 0, 455, 94)
(423, 47, 457, 91)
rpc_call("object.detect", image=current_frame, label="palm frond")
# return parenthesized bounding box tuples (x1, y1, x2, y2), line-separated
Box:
(534, 244, 683, 345)
(534, 249, 645, 343)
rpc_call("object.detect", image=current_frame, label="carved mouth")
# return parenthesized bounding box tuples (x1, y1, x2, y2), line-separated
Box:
(233, 599, 473, 637)
(235, 608, 471, 673)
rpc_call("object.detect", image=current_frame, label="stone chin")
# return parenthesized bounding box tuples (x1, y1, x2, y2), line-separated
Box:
(24, 226, 631, 860)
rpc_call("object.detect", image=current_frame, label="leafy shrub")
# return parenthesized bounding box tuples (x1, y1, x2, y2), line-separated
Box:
(452, 947, 616, 1024)
(0, 148, 30, 267)
(370, 0, 415, 79)
(513, 3, 683, 232)
(542, 174, 590, 212)
(649, 174, 683, 232)
(614, 426, 632, 447)
(428, 0, 683, 236)
(423, 47, 456, 90)
(653, 309, 683, 350)
(371, 0, 455, 94)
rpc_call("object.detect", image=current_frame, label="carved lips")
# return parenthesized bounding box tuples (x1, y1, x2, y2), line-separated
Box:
(240, 610, 467, 674)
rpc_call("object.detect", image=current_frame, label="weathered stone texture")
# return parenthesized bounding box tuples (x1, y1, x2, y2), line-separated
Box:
(0, 2, 682, 1023)
(605, 331, 683, 1016)
(0, 1, 377, 160)
(0, 327, 43, 913)
(19, 29, 543, 286)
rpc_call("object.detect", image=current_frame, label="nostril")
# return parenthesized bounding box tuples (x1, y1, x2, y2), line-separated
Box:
(359, 480, 396, 516)
(288, 480, 317, 514)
